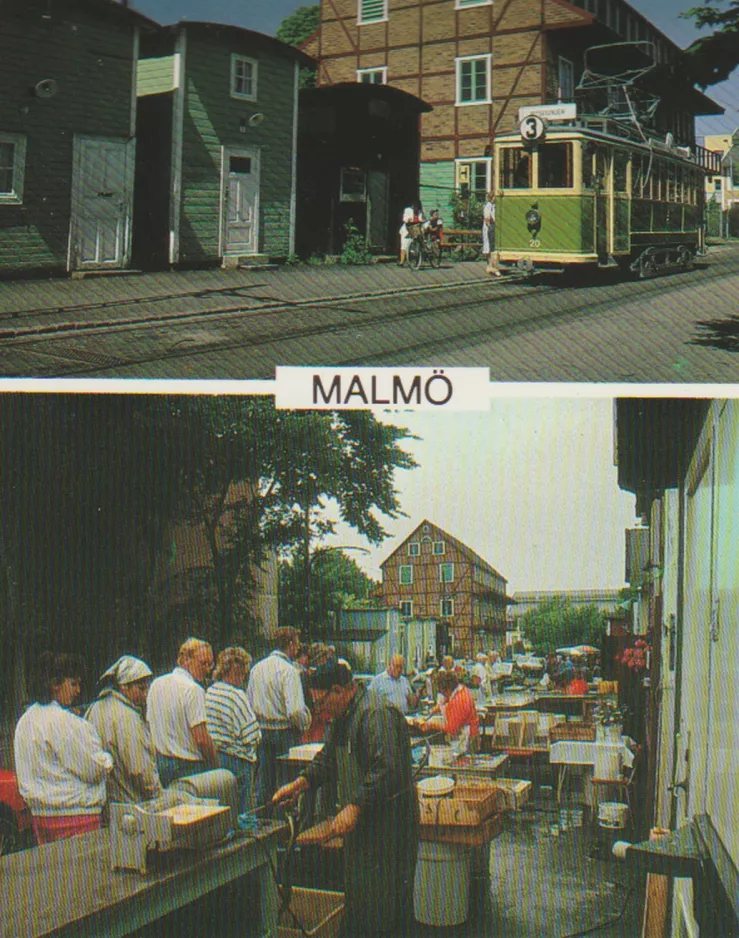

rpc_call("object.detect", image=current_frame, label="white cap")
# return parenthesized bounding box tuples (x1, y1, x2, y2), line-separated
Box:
(100, 655, 153, 686)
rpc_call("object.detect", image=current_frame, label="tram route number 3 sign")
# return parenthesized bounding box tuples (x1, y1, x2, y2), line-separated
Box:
(519, 115, 546, 142)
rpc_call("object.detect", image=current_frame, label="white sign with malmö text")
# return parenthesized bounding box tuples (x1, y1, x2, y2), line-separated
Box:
(275, 367, 491, 410)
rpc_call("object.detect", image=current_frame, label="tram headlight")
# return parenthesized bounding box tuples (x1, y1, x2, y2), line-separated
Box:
(525, 208, 542, 235)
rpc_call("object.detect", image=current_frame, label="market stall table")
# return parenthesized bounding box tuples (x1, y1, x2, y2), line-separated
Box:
(549, 739, 635, 806)
(1, 820, 285, 938)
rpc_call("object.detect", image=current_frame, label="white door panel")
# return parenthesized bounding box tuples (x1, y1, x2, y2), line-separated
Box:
(223, 149, 259, 254)
(71, 137, 133, 269)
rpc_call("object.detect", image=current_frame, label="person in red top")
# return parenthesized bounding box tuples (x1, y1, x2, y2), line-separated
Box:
(567, 670, 589, 696)
(417, 671, 479, 757)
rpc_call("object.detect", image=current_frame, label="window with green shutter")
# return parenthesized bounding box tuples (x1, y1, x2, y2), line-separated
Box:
(359, 0, 387, 24)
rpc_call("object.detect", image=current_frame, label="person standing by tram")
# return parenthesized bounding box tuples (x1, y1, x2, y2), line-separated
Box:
(482, 192, 500, 276)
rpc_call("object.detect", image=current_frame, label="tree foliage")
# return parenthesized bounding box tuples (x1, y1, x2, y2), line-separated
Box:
(0, 396, 416, 706)
(279, 549, 378, 636)
(518, 597, 607, 655)
(275, 4, 320, 47)
(681, 1, 739, 86)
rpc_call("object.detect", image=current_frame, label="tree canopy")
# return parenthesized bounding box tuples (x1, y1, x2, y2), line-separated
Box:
(517, 597, 607, 655)
(276, 4, 320, 47)
(681, 1, 739, 86)
(279, 549, 379, 636)
(0, 396, 416, 709)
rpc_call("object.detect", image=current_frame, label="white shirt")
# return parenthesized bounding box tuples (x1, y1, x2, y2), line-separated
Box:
(14, 701, 113, 817)
(206, 681, 262, 762)
(246, 650, 311, 732)
(147, 666, 207, 761)
(471, 662, 490, 705)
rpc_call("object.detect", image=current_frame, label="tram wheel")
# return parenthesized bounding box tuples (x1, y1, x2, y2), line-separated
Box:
(407, 240, 423, 270)
(639, 255, 658, 279)
(678, 247, 694, 270)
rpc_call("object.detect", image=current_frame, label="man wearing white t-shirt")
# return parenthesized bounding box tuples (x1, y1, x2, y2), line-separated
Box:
(148, 638, 219, 787)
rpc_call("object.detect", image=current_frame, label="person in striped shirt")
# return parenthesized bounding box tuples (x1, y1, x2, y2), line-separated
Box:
(205, 647, 261, 816)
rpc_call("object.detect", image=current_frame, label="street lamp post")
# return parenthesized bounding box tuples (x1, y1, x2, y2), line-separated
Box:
(304, 544, 371, 643)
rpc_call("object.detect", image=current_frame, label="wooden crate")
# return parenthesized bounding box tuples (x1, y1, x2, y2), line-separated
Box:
(418, 781, 499, 827)
(419, 812, 503, 846)
(278, 887, 345, 938)
(492, 778, 533, 812)
(550, 722, 596, 742)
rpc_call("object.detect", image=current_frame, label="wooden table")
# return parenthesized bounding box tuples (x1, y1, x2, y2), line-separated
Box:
(1, 821, 285, 938)
(419, 752, 509, 782)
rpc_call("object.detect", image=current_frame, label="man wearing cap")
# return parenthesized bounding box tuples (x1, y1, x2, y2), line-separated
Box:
(147, 638, 219, 787)
(273, 659, 419, 938)
(86, 655, 163, 805)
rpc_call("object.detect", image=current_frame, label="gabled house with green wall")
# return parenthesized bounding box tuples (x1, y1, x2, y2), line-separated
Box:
(135, 22, 313, 269)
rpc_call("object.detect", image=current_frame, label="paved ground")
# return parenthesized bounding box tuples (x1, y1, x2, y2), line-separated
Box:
(1, 245, 738, 381)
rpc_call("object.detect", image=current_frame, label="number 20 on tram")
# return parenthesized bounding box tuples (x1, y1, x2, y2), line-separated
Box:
(492, 118, 707, 278)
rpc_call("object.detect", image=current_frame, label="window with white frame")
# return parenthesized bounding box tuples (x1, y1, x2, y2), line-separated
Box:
(439, 563, 455, 583)
(558, 56, 575, 102)
(357, 67, 387, 84)
(231, 55, 257, 100)
(456, 55, 491, 105)
(408, 542, 420, 556)
(440, 598, 454, 617)
(0, 134, 26, 204)
(432, 541, 445, 555)
(358, 0, 387, 24)
(456, 159, 491, 199)
(399, 600, 413, 617)
(399, 564, 413, 585)
(456, 0, 492, 7)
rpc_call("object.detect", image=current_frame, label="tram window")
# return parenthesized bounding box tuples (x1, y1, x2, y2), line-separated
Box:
(632, 155, 646, 197)
(582, 144, 595, 187)
(500, 148, 532, 189)
(538, 143, 573, 188)
(668, 164, 678, 202)
(613, 151, 628, 192)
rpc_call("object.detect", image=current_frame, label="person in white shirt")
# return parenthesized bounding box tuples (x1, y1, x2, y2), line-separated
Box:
(147, 638, 218, 787)
(470, 653, 491, 707)
(246, 627, 311, 810)
(14, 651, 113, 844)
(206, 646, 261, 816)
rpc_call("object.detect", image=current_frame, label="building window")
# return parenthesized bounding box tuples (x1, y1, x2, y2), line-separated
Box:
(399, 600, 413, 617)
(399, 564, 413, 585)
(231, 55, 257, 101)
(408, 542, 420, 556)
(456, 159, 491, 199)
(558, 57, 575, 102)
(439, 563, 455, 583)
(456, 55, 492, 106)
(440, 599, 454, 617)
(0, 134, 26, 204)
(340, 167, 367, 202)
(357, 67, 387, 84)
(432, 541, 445, 555)
(358, 0, 387, 24)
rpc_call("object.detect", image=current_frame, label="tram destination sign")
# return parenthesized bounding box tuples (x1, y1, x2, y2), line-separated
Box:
(518, 103, 577, 122)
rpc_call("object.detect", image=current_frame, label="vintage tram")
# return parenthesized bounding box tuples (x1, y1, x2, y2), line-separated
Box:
(493, 116, 719, 278)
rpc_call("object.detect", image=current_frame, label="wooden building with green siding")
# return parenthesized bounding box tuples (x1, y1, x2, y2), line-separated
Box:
(135, 23, 313, 269)
(0, 0, 153, 277)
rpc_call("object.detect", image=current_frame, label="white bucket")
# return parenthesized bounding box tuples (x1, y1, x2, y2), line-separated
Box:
(413, 840, 471, 926)
(598, 801, 629, 829)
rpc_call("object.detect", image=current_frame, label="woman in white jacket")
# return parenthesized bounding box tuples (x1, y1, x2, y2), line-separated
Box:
(14, 651, 113, 844)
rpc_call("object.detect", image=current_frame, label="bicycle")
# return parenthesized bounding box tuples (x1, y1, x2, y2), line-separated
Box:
(406, 224, 442, 270)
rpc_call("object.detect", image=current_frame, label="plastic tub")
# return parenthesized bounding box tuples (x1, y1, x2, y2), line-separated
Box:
(414, 840, 471, 926)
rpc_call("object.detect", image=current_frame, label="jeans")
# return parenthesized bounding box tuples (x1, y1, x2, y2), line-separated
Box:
(217, 752, 256, 817)
(156, 754, 207, 788)
(256, 727, 300, 814)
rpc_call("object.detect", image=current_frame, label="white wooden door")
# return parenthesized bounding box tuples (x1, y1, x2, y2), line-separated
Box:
(222, 148, 259, 255)
(70, 137, 133, 269)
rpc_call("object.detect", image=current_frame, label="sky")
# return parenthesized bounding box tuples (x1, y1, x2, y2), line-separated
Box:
(321, 397, 638, 596)
(129, 0, 739, 137)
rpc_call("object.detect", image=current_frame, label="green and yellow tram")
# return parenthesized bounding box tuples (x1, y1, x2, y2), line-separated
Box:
(493, 118, 716, 277)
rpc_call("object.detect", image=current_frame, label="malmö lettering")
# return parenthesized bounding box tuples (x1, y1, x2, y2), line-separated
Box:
(313, 370, 454, 406)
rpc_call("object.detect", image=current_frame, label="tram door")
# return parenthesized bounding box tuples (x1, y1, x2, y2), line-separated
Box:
(594, 147, 611, 263)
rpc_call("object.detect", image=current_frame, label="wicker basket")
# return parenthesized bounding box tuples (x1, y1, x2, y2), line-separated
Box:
(550, 722, 596, 742)
(407, 222, 424, 238)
